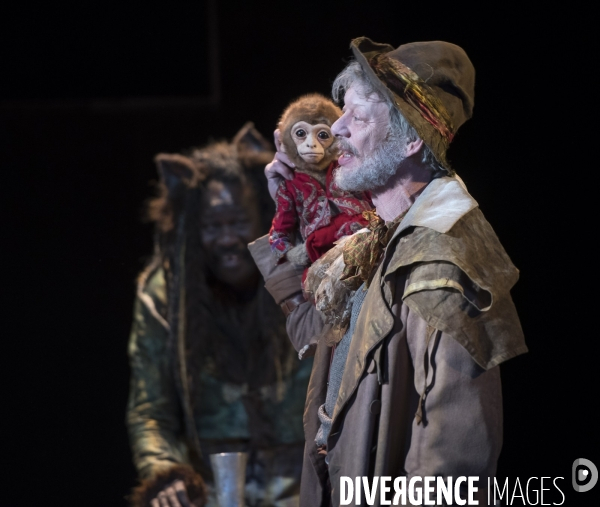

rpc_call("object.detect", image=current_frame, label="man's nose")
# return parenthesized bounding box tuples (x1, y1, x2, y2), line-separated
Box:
(332, 115, 349, 137)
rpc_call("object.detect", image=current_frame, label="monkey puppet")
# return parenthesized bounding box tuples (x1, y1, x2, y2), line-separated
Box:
(269, 94, 373, 269)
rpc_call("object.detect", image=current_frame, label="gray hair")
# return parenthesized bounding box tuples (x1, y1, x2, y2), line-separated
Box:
(332, 61, 448, 176)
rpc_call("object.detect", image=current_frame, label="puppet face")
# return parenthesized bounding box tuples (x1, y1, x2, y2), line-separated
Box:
(291, 121, 334, 165)
(278, 94, 342, 172)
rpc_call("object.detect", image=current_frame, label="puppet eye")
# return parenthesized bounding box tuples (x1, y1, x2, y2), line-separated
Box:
(295, 129, 306, 138)
(317, 131, 330, 140)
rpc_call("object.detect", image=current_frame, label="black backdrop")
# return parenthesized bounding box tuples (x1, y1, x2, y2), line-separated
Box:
(1, 2, 597, 505)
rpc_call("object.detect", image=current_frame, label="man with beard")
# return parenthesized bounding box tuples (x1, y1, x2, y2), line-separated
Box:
(127, 124, 312, 507)
(253, 38, 527, 506)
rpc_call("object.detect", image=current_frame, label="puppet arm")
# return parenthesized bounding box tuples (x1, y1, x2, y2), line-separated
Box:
(126, 269, 189, 479)
(269, 180, 300, 262)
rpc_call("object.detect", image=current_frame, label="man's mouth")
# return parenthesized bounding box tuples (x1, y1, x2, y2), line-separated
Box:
(337, 140, 358, 167)
(338, 151, 355, 166)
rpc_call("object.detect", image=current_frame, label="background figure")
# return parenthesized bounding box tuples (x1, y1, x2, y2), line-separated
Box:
(127, 124, 312, 507)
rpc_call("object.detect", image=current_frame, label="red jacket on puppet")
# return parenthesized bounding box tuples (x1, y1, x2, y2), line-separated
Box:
(270, 162, 372, 263)
(268, 93, 373, 267)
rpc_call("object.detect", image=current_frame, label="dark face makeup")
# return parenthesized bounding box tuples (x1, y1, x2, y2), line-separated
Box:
(199, 179, 261, 290)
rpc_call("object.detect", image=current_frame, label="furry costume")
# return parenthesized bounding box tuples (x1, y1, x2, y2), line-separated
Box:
(127, 123, 311, 506)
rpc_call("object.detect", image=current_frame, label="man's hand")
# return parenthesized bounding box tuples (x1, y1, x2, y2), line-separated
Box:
(150, 480, 193, 507)
(264, 129, 295, 200)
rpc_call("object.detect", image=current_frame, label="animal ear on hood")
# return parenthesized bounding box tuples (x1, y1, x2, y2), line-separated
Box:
(232, 122, 273, 154)
(154, 153, 201, 194)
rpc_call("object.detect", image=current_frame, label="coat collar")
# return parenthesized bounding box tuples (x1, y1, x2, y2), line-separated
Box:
(329, 177, 478, 424)
(392, 175, 478, 239)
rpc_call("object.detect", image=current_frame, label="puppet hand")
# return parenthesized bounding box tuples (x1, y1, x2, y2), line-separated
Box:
(150, 480, 193, 507)
(287, 242, 310, 267)
(265, 129, 295, 200)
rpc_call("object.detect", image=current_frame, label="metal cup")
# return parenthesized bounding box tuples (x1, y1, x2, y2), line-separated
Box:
(209, 452, 248, 507)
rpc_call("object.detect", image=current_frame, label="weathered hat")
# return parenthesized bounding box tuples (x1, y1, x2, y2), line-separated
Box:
(350, 37, 475, 170)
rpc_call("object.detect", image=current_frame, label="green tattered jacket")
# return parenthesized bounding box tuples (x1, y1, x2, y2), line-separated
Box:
(126, 262, 312, 479)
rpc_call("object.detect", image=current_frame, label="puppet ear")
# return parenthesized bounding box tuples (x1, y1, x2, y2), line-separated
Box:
(154, 153, 201, 193)
(232, 122, 273, 154)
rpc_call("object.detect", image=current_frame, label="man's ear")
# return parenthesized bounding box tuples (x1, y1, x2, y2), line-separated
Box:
(405, 138, 424, 158)
(232, 122, 273, 154)
(154, 153, 200, 193)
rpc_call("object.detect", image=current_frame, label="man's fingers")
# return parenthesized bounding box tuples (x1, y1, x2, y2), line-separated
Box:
(274, 151, 295, 170)
(266, 158, 294, 180)
(273, 129, 282, 152)
(264, 130, 295, 201)
(265, 159, 294, 201)
(173, 480, 192, 507)
(157, 491, 170, 507)
(151, 499, 160, 507)
(164, 484, 183, 507)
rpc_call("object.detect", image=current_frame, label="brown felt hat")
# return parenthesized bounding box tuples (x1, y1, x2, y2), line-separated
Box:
(350, 37, 475, 170)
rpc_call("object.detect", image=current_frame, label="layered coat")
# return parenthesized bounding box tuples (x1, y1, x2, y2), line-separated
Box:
(251, 176, 526, 507)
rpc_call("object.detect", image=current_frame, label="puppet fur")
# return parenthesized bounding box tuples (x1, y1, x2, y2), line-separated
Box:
(286, 242, 311, 267)
(278, 93, 341, 177)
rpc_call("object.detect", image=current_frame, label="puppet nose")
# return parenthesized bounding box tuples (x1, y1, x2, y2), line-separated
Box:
(305, 134, 318, 148)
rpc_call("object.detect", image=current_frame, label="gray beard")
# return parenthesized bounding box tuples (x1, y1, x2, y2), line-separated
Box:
(334, 135, 406, 192)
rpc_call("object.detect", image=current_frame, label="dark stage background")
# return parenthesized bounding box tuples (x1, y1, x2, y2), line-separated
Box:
(2, 2, 597, 505)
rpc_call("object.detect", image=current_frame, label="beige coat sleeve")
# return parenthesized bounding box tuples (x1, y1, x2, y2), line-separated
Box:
(249, 234, 324, 353)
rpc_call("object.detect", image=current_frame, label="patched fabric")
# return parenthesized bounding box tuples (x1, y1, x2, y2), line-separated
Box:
(384, 208, 527, 369)
(340, 209, 406, 289)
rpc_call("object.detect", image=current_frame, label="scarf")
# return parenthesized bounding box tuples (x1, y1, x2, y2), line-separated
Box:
(340, 209, 407, 290)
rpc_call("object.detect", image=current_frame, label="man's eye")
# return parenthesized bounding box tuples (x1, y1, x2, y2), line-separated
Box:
(295, 129, 306, 138)
(318, 131, 330, 140)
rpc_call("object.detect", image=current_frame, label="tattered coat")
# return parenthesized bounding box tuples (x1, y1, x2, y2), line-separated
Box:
(252, 176, 526, 507)
(126, 264, 312, 478)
